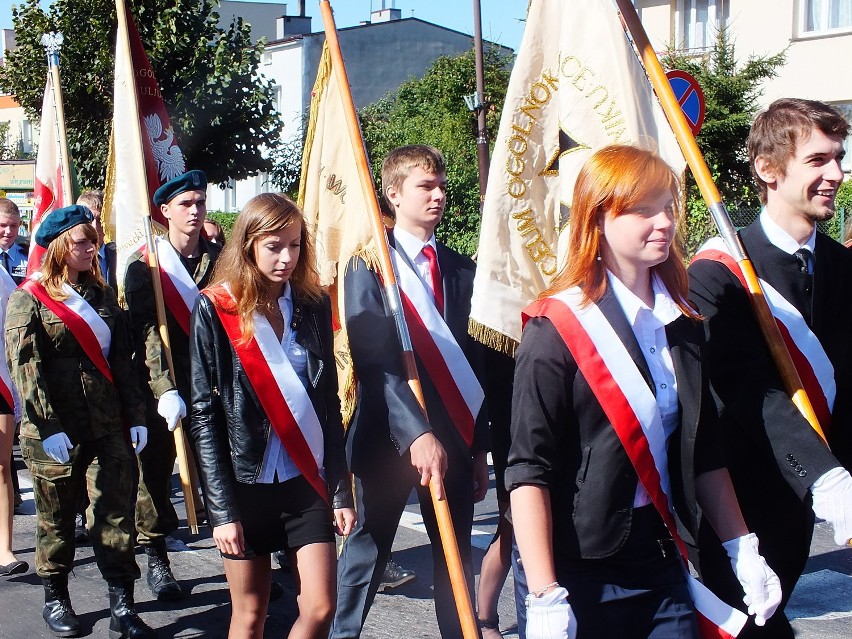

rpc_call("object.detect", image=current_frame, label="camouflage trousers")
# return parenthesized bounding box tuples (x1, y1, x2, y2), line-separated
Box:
(20, 431, 141, 581)
(135, 413, 179, 545)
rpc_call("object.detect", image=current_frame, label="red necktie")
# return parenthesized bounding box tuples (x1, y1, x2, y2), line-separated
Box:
(422, 244, 444, 315)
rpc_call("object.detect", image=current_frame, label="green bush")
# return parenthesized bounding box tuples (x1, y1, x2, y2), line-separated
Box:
(207, 211, 239, 240)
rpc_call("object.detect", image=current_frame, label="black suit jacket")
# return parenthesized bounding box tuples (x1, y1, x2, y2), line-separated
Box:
(342, 234, 487, 475)
(688, 223, 847, 501)
(506, 287, 724, 561)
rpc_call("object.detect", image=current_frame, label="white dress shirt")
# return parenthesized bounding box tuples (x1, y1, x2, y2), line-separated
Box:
(257, 283, 310, 484)
(607, 271, 683, 507)
(393, 226, 441, 303)
(759, 209, 816, 262)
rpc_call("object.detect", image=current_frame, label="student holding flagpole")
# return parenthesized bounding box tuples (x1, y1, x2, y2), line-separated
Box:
(507, 146, 780, 639)
(124, 169, 221, 601)
(5, 205, 156, 638)
(187, 193, 356, 639)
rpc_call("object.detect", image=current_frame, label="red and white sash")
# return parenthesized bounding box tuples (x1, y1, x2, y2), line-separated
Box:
(142, 238, 199, 335)
(22, 275, 114, 384)
(391, 247, 484, 447)
(204, 286, 328, 504)
(693, 237, 835, 430)
(0, 268, 19, 416)
(524, 288, 748, 639)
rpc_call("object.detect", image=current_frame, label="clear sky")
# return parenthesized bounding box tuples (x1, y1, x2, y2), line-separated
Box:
(0, 1, 526, 51)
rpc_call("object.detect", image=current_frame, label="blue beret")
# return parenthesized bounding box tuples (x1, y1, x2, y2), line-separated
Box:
(153, 170, 207, 207)
(34, 205, 94, 248)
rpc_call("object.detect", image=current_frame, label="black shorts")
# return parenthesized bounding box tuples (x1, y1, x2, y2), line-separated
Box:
(222, 475, 334, 560)
(0, 389, 13, 415)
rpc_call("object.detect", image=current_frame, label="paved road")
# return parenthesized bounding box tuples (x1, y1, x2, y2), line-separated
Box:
(2, 450, 850, 638)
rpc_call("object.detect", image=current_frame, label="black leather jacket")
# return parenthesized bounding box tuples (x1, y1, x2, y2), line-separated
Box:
(188, 290, 352, 528)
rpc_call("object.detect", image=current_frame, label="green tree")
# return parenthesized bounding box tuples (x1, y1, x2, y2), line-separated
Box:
(0, 122, 17, 160)
(358, 46, 513, 255)
(662, 28, 786, 255)
(0, 0, 282, 188)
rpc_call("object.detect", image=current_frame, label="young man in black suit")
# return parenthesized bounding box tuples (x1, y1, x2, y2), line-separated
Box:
(688, 98, 852, 638)
(332, 145, 488, 638)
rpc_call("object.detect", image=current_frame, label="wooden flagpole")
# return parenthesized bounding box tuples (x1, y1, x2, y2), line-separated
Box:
(614, 0, 827, 445)
(318, 2, 478, 636)
(114, 0, 199, 534)
(40, 33, 73, 205)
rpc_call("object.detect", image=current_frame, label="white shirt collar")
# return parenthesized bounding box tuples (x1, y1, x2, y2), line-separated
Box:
(759, 209, 816, 255)
(393, 226, 437, 263)
(607, 270, 683, 328)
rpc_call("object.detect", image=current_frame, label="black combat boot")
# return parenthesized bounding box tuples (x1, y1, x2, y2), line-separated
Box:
(107, 581, 157, 639)
(42, 575, 81, 637)
(144, 539, 183, 600)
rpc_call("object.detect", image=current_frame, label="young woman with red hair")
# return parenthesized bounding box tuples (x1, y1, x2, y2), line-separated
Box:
(506, 145, 781, 639)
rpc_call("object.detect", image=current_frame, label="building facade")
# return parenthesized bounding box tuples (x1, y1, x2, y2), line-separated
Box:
(637, 0, 852, 170)
(208, 7, 507, 211)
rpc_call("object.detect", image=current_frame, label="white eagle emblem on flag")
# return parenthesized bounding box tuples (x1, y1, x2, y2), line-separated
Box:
(145, 113, 186, 182)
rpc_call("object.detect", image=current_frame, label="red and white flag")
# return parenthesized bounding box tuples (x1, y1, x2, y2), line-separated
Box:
(104, 0, 185, 295)
(28, 72, 69, 274)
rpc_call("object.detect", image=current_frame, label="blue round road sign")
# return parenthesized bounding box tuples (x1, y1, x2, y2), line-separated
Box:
(666, 69, 705, 136)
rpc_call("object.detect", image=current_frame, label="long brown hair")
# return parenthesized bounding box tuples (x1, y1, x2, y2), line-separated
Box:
(39, 223, 105, 300)
(541, 144, 698, 318)
(210, 193, 322, 342)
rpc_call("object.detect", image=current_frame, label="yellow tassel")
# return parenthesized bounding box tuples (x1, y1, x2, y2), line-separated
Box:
(468, 319, 518, 357)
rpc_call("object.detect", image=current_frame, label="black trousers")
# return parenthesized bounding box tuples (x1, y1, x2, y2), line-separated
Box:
(332, 442, 475, 639)
(556, 506, 700, 639)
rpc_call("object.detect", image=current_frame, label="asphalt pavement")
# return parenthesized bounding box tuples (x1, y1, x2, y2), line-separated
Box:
(2, 448, 850, 638)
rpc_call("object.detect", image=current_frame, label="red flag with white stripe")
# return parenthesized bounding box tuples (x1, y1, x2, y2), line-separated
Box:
(28, 72, 68, 274)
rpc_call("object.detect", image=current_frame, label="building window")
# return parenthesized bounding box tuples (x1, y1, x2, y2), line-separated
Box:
(678, 0, 728, 51)
(21, 119, 32, 154)
(803, 0, 852, 34)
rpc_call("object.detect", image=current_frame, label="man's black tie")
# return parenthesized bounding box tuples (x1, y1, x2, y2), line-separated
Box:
(1, 251, 9, 274)
(793, 247, 813, 274)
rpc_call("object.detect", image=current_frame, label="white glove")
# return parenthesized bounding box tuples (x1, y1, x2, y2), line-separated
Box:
(129, 426, 148, 456)
(42, 432, 73, 464)
(811, 467, 852, 546)
(722, 533, 782, 626)
(526, 586, 577, 639)
(157, 389, 187, 432)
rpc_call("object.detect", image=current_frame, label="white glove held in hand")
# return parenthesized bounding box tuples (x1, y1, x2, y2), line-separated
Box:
(722, 533, 782, 626)
(129, 426, 148, 455)
(157, 390, 187, 432)
(42, 432, 73, 464)
(526, 586, 577, 639)
(811, 466, 852, 546)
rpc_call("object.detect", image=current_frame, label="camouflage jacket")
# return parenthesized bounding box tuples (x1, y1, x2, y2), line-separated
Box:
(4, 280, 146, 441)
(124, 237, 221, 403)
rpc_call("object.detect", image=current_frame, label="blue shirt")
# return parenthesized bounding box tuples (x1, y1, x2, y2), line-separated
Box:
(0, 242, 28, 284)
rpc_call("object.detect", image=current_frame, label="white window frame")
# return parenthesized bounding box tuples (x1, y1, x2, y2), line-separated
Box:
(676, 0, 728, 51)
(799, 0, 852, 37)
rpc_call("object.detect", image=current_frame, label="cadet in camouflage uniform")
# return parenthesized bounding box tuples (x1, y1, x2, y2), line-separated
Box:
(124, 170, 220, 600)
(5, 205, 156, 638)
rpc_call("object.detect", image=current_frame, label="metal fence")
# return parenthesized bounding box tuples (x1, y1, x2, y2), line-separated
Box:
(728, 207, 848, 243)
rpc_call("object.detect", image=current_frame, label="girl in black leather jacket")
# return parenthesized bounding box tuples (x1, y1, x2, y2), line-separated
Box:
(188, 193, 356, 638)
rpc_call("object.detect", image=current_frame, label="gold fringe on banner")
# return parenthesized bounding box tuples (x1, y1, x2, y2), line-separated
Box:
(337, 243, 382, 429)
(297, 42, 333, 208)
(468, 318, 518, 358)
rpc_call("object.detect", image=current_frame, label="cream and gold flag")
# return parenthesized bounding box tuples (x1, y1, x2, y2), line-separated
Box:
(470, 0, 685, 352)
(299, 41, 375, 424)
